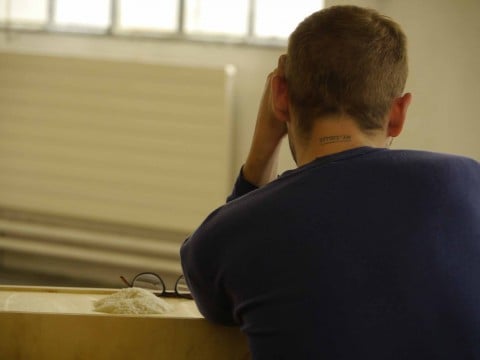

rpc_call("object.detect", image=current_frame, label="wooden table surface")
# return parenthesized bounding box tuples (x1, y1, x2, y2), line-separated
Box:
(0, 285, 250, 360)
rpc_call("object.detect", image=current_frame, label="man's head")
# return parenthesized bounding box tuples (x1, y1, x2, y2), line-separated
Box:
(285, 5, 409, 135)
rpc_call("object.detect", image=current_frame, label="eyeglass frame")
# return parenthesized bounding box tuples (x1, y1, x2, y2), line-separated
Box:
(120, 272, 193, 300)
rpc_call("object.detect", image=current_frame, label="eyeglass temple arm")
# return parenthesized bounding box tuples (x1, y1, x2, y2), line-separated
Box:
(120, 276, 132, 287)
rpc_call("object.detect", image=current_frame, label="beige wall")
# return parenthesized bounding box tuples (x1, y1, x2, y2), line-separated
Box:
(380, 0, 480, 160)
(0, 0, 478, 182)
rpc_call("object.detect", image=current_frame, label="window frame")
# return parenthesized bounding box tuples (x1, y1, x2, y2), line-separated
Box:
(0, 0, 318, 47)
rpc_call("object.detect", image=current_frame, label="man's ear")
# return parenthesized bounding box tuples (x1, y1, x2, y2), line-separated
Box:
(271, 74, 290, 123)
(387, 92, 412, 137)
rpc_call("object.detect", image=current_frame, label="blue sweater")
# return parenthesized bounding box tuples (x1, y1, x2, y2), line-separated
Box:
(181, 147, 480, 359)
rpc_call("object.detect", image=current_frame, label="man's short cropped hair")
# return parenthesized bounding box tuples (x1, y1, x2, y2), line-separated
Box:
(286, 5, 408, 134)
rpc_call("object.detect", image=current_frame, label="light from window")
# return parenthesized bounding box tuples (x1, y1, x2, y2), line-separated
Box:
(0, 0, 325, 44)
(54, 0, 111, 29)
(184, 0, 249, 36)
(117, 0, 178, 32)
(0, 0, 48, 25)
(254, 0, 324, 39)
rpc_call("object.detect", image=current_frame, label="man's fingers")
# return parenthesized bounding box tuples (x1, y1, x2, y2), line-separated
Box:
(277, 54, 287, 77)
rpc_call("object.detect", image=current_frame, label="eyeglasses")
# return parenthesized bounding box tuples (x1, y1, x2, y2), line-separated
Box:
(120, 272, 192, 299)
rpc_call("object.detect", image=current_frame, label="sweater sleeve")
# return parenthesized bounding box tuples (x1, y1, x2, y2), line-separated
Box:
(180, 215, 237, 326)
(226, 167, 259, 202)
(180, 167, 258, 325)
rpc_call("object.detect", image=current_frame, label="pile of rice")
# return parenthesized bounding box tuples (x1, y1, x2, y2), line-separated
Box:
(93, 287, 174, 315)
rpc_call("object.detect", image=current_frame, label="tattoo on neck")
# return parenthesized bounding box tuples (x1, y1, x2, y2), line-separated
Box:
(319, 135, 352, 145)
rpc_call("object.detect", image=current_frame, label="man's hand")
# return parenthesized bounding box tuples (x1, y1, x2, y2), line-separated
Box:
(243, 55, 289, 187)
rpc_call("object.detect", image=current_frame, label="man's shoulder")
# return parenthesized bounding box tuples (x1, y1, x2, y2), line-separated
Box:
(370, 148, 479, 169)
(371, 149, 480, 193)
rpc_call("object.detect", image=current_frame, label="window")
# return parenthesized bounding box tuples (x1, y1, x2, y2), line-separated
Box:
(253, 0, 321, 39)
(0, 0, 324, 45)
(117, 0, 178, 33)
(0, 0, 48, 27)
(184, 0, 249, 37)
(54, 0, 110, 30)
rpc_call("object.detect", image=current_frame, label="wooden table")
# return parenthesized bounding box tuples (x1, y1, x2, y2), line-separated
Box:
(0, 285, 249, 359)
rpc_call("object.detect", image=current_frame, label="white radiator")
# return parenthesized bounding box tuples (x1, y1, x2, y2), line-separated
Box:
(0, 52, 235, 285)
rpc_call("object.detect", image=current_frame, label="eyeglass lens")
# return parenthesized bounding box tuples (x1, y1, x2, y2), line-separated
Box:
(132, 273, 165, 293)
(175, 275, 190, 296)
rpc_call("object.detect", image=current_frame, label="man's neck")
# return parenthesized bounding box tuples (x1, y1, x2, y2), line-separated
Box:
(292, 116, 387, 166)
